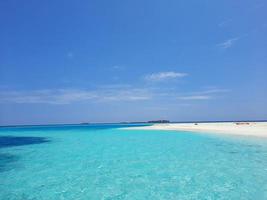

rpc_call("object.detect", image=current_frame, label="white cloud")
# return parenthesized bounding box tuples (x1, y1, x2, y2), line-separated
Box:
(0, 88, 151, 104)
(144, 71, 187, 81)
(196, 88, 230, 94)
(98, 84, 131, 89)
(218, 19, 232, 28)
(67, 52, 74, 58)
(176, 88, 229, 101)
(112, 65, 124, 70)
(98, 88, 151, 102)
(217, 37, 239, 49)
(177, 95, 211, 100)
(0, 89, 97, 104)
(0, 86, 228, 105)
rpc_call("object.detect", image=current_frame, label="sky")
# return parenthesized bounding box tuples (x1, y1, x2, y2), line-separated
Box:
(0, 0, 267, 125)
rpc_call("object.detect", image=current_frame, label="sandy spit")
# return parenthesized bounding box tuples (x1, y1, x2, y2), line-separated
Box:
(122, 122, 267, 138)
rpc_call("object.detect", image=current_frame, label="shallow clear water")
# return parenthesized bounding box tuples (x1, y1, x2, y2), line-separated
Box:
(0, 124, 267, 200)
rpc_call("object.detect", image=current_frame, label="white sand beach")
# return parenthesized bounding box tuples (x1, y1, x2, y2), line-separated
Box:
(125, 122, 267, 137)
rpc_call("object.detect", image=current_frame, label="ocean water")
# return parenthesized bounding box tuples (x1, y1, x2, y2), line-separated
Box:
(0, 124, 267, 200)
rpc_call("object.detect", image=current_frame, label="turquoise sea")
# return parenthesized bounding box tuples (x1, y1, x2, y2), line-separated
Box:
(0, 124, 267, 200)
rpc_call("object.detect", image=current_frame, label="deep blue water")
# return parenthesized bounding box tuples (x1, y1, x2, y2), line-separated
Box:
(0, 124, 267, 200)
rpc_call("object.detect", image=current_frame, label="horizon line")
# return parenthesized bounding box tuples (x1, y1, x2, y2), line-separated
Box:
(1, 119, 267, 128)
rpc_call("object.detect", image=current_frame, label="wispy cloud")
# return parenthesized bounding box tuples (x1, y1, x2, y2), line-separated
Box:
(0, 85, 229, 105)
(218, 19, 232, 28)
(111, 65, 125, 70)
(67, 52, 74, 58)
(0, 88, 151, 104)
(0, 89, 96, 104)
(177, 95, 211, 100)
(144, 71, 188, 81)
(98, 84, 131, 89)
(217, 37, 239, 49)
(196, 88, 230, 94)
(98, 88, 151, 101)
(176, 88, 229, 101)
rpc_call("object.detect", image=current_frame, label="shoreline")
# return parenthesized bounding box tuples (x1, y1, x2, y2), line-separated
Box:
(122, 122, 267, 138)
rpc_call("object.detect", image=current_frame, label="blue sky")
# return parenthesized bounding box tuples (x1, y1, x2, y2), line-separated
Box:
(0, 0, 266, 125)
